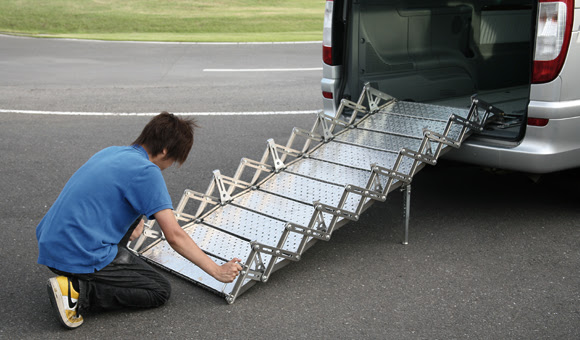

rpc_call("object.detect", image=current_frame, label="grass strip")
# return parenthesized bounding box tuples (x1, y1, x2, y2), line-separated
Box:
(0, 0, 325, 42)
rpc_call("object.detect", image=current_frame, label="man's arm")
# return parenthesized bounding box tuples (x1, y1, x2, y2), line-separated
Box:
(129, 218, 145, 241)
(153, 208, 242, 283)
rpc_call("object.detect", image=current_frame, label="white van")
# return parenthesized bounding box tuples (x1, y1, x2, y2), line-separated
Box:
(322, 0, 580, 173)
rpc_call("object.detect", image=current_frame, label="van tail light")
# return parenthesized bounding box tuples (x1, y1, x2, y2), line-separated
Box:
(532, 0, 574, 83)
(323, 0, 335, 65)
(527, 117, 550, 126)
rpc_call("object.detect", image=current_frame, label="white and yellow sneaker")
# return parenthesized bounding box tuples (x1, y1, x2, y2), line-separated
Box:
(47, 276, 84, 329)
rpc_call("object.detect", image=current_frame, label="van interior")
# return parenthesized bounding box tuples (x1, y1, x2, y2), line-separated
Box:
(341, 0, 536, 141)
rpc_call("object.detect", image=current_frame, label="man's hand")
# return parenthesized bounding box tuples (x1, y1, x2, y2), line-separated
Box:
(155, 209, 243, 284)
(129, 219, 145, 241)
(215, 258, 243, 283)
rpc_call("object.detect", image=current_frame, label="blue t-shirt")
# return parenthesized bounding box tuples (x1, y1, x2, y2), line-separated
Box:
(36, 145, 173, 274)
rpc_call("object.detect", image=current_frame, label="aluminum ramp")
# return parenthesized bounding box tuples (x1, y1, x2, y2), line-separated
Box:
(129, 84, 496, 304)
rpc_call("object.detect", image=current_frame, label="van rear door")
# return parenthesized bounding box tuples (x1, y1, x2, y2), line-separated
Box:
(324, 0, 538, 142)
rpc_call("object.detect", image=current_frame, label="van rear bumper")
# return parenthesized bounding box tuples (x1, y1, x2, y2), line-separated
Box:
(445, 110, 580, 174)
(321, 68, 341, 114)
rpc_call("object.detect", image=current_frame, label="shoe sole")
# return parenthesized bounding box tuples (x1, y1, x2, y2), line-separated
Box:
(47, 278, 83, 329)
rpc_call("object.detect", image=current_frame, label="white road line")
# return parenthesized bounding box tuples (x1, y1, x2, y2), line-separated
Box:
(0, 109, 319, 116)
(1, 34, 322, 45)
(204, 67, 322, 72)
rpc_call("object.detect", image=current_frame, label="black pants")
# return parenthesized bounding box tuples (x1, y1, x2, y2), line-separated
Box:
(49, 218, 171, 312)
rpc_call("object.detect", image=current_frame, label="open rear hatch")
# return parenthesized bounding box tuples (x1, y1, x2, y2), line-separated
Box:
(340, 0, 536, 142)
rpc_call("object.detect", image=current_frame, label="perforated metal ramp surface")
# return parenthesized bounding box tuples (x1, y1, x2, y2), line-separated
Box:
(131, 85, 495, 304)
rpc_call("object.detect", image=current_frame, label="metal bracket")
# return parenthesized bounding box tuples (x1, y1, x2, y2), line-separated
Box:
(471, 97, 504, 116)
(366, 163, 410, 200)
(315, 201, 359, 221)
(251, 242, 301, 263)
(400, 147, 437, 165)
(237, 157, 274, 188)
(183, 189, 220, 205)
(307, 203, 329, 232)
(176, 189, 220, 219)
(461, 97, 500, 133)
(363, 82, 395, 113)
(226, 245, 267, 304)
(266, 139, 302, 171)
(129, 219, 161, 252)
(451, 114, 484, 133)
(213, 170, 253, 205)
(339, 99, 368, 118)
(371, 163, 412, 185)
(345, 184, 386, 202)
(317, 112, 334, 141)
(267, 139, 285, 171)
(239, 157, 273, 173)
(424, 129, 461, 148)
(425, 135, 435, 157)
(292, 127, 324, 142)
(213, 170, 233, 204)
(332, 98, 370, 126)
(142, 228, 160, 238)
(285, 221, 331, 241)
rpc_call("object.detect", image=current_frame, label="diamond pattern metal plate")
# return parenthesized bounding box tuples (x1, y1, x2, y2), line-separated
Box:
(233, 189, 325, 227)
(309, 141, 416, 175)
(334, 128, 422, 153)
(381, 101, 470, 120)
(141, 222, 247, 295)
(358, 112, 465, 141)
(285, 158, 373, 188)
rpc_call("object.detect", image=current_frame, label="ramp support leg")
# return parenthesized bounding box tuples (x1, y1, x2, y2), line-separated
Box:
(402, 184, 411, 245)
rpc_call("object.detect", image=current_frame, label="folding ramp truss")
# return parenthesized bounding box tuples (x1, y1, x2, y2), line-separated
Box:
(129, 84, 497, 304)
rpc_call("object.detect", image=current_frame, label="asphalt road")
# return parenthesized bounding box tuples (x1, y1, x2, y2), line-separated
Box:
(0, 35, 579, 339)
(0, 34, 321, 113)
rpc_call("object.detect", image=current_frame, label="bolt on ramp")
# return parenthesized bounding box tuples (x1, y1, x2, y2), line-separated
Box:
(129, 84, 496, 304)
